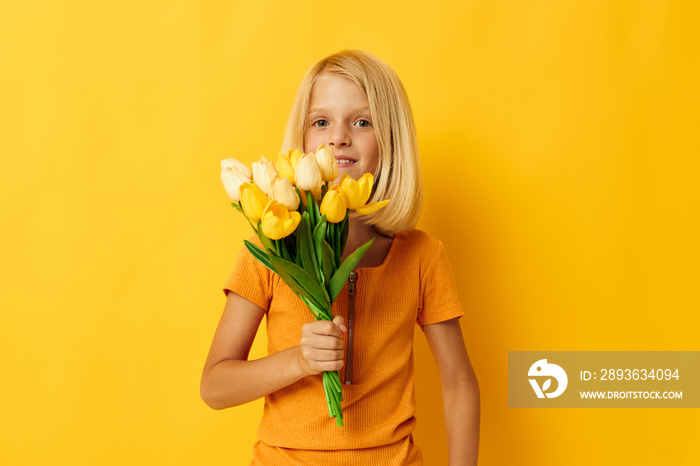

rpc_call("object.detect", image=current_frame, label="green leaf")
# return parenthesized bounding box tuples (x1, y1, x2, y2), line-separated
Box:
(313, 215, 328, 281)
(321, 240, 335, 287)
(268, 257, 318, 307)
(296, 213, 317, 280)
(300, 295, 331, 321)
(329, 222, 341, 269)
(281, 241, 292, 261)
(243, 240, 275, 273)
(329, 238, 374, 303)
(256, 221, 276, 255)
(301, 212, 323, 284)
(339, 211, 349, 256)
(312, 195, 321, 228)
(269, 254, 330, 312)
(230, 202, 243, 213)
(283, 235, 296, 263)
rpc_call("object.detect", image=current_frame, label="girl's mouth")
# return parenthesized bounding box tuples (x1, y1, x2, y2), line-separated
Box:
(336, 157, 357, 166)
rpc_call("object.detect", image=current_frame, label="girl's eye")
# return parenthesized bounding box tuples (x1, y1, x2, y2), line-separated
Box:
(355, 119, 371, 128)
(312, 119, 329, 127)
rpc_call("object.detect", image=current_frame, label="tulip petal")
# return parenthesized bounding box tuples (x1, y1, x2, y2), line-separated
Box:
(221, 170, 242, 201)
(261, 215, 283, 240)
(260, 199, 300, 240)
(272, 176, 300, 211)
(315, 144, 338, 182)
(340, 176, 361, 209)
(252, 158, 279, 196)
(240, 183, 270, 223)
(285, 211, 301, 236)
(220, 158, 253, 178)
(320, 186, 347, 223)
(357, 174, 373, 206)
(354, 199, 390, 215)
(277, 151, 296, 186)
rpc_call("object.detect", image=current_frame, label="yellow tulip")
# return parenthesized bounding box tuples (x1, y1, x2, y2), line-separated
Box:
(277, 150, 298, 186)
(314, 144, 339, 182)
(271, 176, 300, 211)
(288, 149, 303, 170)
(339, 173, 390, 215)
(252, 156, 279, 196)
(319, 185, 347, 223)
(295, 153, 322, 191)
(239, 182, 269, 224)
(261, 200, 302, 240)
(339, 173, 372, 209)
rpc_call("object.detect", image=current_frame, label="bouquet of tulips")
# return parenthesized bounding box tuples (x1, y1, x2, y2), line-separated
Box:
(220, 144, 389, 426)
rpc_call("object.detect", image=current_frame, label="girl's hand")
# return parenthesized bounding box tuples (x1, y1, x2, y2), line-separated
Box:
(296, 316, 347, 376)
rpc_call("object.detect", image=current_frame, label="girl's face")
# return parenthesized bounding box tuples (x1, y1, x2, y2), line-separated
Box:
(304, 73, 379, 182)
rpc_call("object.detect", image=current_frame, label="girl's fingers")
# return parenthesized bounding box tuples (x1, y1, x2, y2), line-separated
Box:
(309, 349, 344, 362)
(304, 320, 341, 338)
(332, 315, 347, 334)
(298, 318, 347, 375)
(315, 360, 344, 372)
(307, 335, 344, 350)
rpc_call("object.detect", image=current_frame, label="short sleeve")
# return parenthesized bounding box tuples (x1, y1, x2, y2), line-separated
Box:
(223, 235, 273, 311)
(417, 241, 465, 328)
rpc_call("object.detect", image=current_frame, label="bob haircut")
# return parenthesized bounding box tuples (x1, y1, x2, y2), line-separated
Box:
(281, 50, 423, 237)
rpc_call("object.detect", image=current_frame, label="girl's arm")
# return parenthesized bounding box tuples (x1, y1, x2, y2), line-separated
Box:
(424, 318, 480, 466)
(200, 291, 346, 410)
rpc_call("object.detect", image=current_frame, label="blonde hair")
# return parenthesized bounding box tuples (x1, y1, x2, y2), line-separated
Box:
(282, 50, 423, 236)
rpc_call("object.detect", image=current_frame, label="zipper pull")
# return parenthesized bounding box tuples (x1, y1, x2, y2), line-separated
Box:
(348, 271, 356, 294)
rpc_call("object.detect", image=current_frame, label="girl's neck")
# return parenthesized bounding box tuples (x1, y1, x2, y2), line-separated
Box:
(341, 215, 394, 268)
(347, 215, 381, 244)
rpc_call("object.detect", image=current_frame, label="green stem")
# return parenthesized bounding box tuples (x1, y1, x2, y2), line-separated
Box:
(280, 237, 292, 262)
(296, 188, 304, 214)
(239, 202, 258, 233)
(339, 210, 349, 257)
(328, 369, 342, 392)
(307, 191, 316, 226)
(334, 222, 341, 268)
(275, 239, 282, 257)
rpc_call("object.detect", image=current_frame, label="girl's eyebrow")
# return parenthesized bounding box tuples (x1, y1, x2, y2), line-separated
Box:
(308, 106, 370, 115)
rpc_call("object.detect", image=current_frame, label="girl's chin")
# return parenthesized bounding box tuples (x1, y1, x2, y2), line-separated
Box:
(336, 165, 362, 180)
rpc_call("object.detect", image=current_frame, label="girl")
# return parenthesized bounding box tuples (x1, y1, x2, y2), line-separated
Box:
(201, 50, 480, 465)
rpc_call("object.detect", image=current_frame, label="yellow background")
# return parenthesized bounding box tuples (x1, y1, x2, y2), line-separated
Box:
(1, 1, 698, 464)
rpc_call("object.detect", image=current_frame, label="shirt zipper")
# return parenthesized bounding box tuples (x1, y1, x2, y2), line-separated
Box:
(344, 270, 357, 385)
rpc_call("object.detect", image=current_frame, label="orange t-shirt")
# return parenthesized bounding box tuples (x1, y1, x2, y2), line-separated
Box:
(224, 229, 464, 464)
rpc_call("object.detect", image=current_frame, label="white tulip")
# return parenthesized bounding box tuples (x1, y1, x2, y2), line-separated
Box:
(220, 158, 252, 178)
(314, 144, 338, 182)
(271, 176, 300, 211)
(252, 156, 279, 196)
(294, 153, 322, 191)
(220, 169, 248, 201)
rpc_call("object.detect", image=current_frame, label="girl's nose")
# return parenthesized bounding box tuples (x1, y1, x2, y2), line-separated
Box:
(328, 124, 350, 147)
